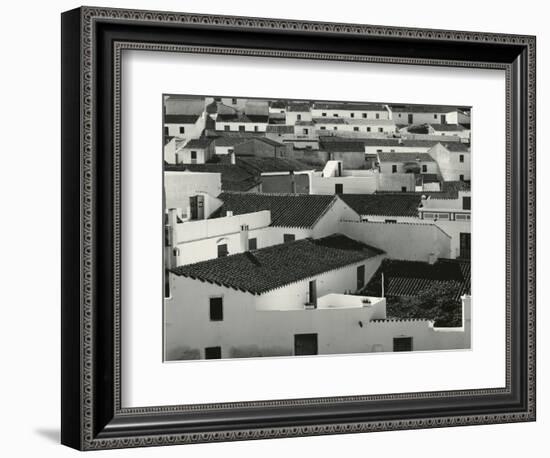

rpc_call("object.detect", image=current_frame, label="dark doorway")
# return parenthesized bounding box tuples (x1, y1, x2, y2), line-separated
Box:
(308, 280, 317, 307)
(408, 114, 413, 124)
(294, 334, 318, 356)
(357, 265, 365, 291)
(204, 346, 222, 359)
(441, 114, 447, 124)
(393, 337, 413, 352)
(459, 232, 471, 259)
(335, 183, 343, 194)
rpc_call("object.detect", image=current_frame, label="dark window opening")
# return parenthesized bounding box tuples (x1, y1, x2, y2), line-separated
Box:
(308, 280, 317, 307)
(164, 126, 169, 136)
(357, 265, 365, 291)
(179, 126, 185, 134)
(190, 151, 197, 160)
(294, 334, 318, 356)
(239, 125, 245, 132)
(459, 154, 465, 163)
(284, 234, 295, 243)
(462, 196, 471, 210)
(392, 165, 397, 173)
(217, 243, 228, 257)
(401, 186, 407, 192)
(393, 337, 413, 352)
(422, 164, 428, 173)
(335, 183, 343, 194)
(205, 346, 222, 359)
(224, 125, 230, 131)
(353, 127, 359, 132)
(209, 297, 223, 321)
(248, 238, 257, 250)
(385, 219, 397, 224)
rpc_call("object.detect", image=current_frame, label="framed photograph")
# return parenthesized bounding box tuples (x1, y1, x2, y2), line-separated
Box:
(61, 6, 536, 450)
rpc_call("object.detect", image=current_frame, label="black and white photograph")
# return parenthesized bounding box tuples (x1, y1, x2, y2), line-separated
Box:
(162, 95, 472, 361)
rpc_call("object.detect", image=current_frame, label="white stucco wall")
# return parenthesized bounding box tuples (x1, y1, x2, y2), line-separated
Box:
(340, 220, 451, 261)
(311, 108, 390, 119)
(214, 121, 268, 132)
(164, 171, 221, 211)
(428, 143, 471, 181)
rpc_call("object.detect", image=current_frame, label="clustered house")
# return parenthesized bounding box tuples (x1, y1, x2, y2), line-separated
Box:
(163, 95, 472, 360)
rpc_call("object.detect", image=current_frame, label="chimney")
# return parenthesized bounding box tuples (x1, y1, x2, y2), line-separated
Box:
(428, 252, 437, 265)
(240, 224, 249, 252)
(226, 210, 233, 217)
(230, 151, 236, 164)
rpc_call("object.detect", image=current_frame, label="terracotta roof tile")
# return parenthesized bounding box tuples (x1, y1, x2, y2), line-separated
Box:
(340, 194, 422, 217)
(170, 235, 384, 294)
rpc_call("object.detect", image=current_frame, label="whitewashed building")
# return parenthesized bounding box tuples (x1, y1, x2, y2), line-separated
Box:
(164, 113, 206, 141)
(311, 102, 390, 120)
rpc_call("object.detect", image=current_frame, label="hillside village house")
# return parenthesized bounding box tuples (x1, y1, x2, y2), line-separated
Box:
(428, 123, 471, 141)
(284, 103, 313, 125)
(172, 137, 215, 164)
(388, 104, 471, 125)
(215, 113, 269, 132)
(321, 140, 366, 169)
(428, 142, 471, 181)
(377, 152, 439, 175)
(164, 171, 222, 219)
(165, 234, 470, 360)
(311, 102, 390, 120)
(164, 113, 206, 141)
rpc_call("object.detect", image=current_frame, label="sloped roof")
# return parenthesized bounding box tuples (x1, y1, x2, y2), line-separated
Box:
(313, 102, 387, 111)
(165, 114, 200, 124)
(340, 194, 422, 217)
(430, 124, 467, 132)
(360, 138, 401, 147)
(183, 137, 214, 149)
(266, 124, 295, 134)
(375, 180, 471, 200)
(389, 104, 470, 114)
(214, 192, 339, 228)
(214, 136, 250, 147)
(366, 258, 470, 301)
(378, 152, 435, 162)
(287, 103, 311, 112)
(313, 118, 347, 124)
(170, 234, 384, 295)
(237, 156, 312, 173)
(440, 142, 470, 153)
(216, 113, 269, 123)
(321, 141, 365, 153)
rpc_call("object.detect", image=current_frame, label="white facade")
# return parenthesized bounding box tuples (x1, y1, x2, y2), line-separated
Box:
(165, 273, 470, 360)
(311, 106, 390, 120)
(215, 120, 268, 132)
(428, 125, 471, 141)
(389, 108, 468, 125)
(164, 113, 206, 141)
(378, 159, 439, 176)
(428, 143, 471, 181)
(164, 171, 222, 214)
(286, 110, 313, 125)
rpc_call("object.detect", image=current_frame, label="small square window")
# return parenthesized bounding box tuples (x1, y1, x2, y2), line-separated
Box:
(434, 114, 438, 119)
(392, 165, 397, 173)
(231, 98, 237, 104)
(376, 113, 380, 119)
(353, 127, 359, 132)
(254, 125, 259, 132)
(367, 127, 371, 132)
(333, 113, 339, 117)
(248, 238, 257, 250)
(362, 113, 367, 118)
(224, 125, 230, 132)
(303, 128, 309, 135)
(459, 154, 464, 163)
(422, 164, 428, 173)
(320, 126, 326, 130)
(459, 174, 465, 181)
(350, 113, 355, 118)
(297, 114, 302, 121)
(284, 234, 295, 243)
(179, 126, 185, 134)
(164, 126, 169, 136)
(190, 151, 197, 160)
(322, 113, 327, 117)
(239, 125, 245, 132)
(333, 126, 338, 131)
(378, 127, 383, 133)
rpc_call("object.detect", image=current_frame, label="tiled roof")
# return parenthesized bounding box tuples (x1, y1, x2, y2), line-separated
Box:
(214, 136, 250, 147)
(266, 125, 295, 134)
(313, 118, 347, 124)
(295, 120, 315, 126)
(376, 180, 470, 200)
(406, 124, 430, 134)
(165, 114, 200, 124)
(164, 164, 258, 192)
(389, 104, 470, 114)
(430, 124, 467, 132)
(287, 103, 311, 112)
(366, 258, 470, 301)
(183, 137, 214, 149)
(378, 152, 435, 162)
(400, 139, 440, 148)
(321, 141, 365, 153)
(421, 173, 440, 183)
(270, 100, 287, 109)
(346, 119, 396, 126)
(237, 157, 312, 173)
(170, 234, 384, 294)
(313, 102, 387, 111)
(214, 192, 340, 228)
(440, 142, 470, 153)
(216, 113, 269, 123)
(359, 138, 401, 146)
(339, 194, 422, 217)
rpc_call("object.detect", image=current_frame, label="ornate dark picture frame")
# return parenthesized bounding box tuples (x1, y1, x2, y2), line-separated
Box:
(61, 6, 536, 451)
